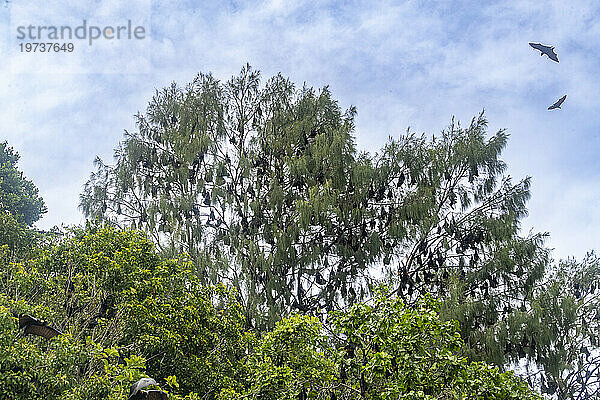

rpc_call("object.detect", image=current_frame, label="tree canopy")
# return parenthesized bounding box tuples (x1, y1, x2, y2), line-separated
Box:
(0, 142, 46, 226)
(80, 66, 547, 334)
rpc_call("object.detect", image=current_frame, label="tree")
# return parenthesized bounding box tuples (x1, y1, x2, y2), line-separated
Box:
(0, 142, 48, 261)
(120, 274, 253, 396)
(0, 304, 150, 400)
(81, 67, 547, 329)
(0, 223, 249, 398)
(0, 210, 36, 257)
(508, 253, 600, 399)
(0, 141, 46, 226)
(80, 65, 381, 328)
(80, 66, 566, 393)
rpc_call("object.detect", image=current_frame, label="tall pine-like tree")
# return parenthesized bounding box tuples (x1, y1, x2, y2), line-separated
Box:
(80, 67, 546, 329)
(81, 65, 380, 327)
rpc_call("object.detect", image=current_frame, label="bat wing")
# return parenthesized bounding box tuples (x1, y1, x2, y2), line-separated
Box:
(548, 95, 567, 110)
(24, 324, 62, 339)
(547, 47, 559, 62)
(16, 314, 62, 339)
(529, 42, 559, 62)
(18, 314, 41, 329)
(529, 42, 545, 52)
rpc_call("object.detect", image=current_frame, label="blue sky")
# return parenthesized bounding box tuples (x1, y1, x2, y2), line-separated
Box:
(0, 0, 598, 260)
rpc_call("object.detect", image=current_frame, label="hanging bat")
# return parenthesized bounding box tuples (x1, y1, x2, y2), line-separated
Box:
(529, 42, 559, 62)
(548, 95, 567, 110)
(13, 313, 62, 339)
(129, 378, 159, 399)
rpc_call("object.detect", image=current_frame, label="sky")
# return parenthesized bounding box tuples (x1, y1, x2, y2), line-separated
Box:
(0, 0, 598, 261)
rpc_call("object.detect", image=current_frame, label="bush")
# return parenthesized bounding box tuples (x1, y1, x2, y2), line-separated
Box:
(223, 288, 542, 400)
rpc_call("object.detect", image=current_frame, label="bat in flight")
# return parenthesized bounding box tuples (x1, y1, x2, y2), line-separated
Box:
(548, 95, 567, 110)
(13, 313, 63, 339)
(529, 42, 559, 62)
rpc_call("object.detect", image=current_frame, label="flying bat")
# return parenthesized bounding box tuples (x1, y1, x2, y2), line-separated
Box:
(13, 313, 63, 339)
(548, 94, 567, 110)
(529, 42, 559, 62)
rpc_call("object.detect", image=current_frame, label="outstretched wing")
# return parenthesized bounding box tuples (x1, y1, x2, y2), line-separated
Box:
(546, 47, 559, 62)
(17, 314, 41, 329)
(548, 95, 567, 110)
(24, 324, 62, 339)
(15, 314, 62, 339)
(529, 42, 546, 52)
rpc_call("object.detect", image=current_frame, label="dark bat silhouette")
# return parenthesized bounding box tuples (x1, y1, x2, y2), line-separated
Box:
(13, 313, 62, 339)
(548, 95, 567, 110)
(129, 378, 158, 399)
(529, 42, 559, 62)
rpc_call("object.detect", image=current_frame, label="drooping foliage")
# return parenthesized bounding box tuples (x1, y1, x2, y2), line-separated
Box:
(80, 67, 547, 336)
(0, 64, 593, 399)
(80, 66, 600, 397)
(513, 253, 600, 399)
(80, 65, 381, 327)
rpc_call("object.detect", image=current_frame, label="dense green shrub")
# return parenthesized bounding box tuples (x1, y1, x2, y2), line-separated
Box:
(222, 289, 541, 400)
